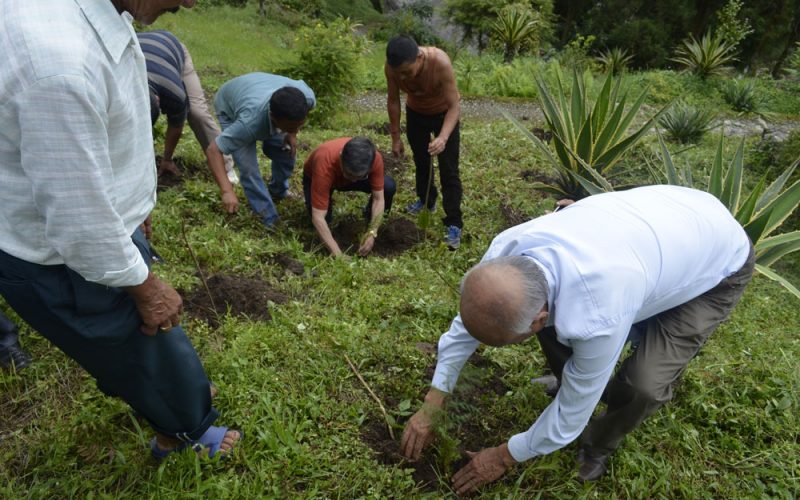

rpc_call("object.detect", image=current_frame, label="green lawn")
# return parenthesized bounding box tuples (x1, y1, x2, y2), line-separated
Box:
(1, 5, 799, 498)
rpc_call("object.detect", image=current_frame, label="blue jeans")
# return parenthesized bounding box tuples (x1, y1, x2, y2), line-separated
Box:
(217, 116, 295, 227)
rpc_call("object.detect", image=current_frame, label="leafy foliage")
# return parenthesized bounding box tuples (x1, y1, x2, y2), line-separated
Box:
(376, 0, 443, 46)
(277, 17, 367, 124)
(504, 65, 667, 198)
(491, 3, 543, 63)
(596, 47, 634, 75)
(658, 102, 715, 144)
(672, 31, 737, 79)
(651, 132, 800, 298)
(714, 0, 753, 49)
(720, 78, 759, 113)
(557, 34, 597, 72)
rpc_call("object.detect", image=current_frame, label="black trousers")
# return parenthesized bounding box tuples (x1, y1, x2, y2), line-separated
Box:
(406, 105, 463, 229)
(0, 229, 218, 441)
(303, 174, 396, 223)
(537, 244, 755, 457)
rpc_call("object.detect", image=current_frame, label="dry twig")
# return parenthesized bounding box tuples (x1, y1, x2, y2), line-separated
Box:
(344, 353, 396, 440)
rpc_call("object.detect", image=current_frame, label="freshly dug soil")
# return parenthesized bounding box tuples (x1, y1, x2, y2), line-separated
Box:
(305, 215, 425, 257)
(270, 252, 305, 276)
(362, 352, 511, 492)
(156, 156, 206, 191)
(499, 202, 531, 229)
(183, 273, 288, 326)
(380, 149, 409, 176)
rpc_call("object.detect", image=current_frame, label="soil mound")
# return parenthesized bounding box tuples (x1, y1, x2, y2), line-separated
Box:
(183, 273, 288, 326)
(306, 216, 425, 257)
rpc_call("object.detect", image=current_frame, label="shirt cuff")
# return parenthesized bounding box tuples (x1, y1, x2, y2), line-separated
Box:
(508, 432, 538, 462)
(96, 252, 149, 288)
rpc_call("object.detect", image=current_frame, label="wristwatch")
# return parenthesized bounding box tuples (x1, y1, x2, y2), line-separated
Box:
(368, 229, 378, 238)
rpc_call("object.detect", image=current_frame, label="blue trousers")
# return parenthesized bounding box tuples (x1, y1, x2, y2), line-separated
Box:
(0, 229, 218, 441)
(217, 115, 295, 227)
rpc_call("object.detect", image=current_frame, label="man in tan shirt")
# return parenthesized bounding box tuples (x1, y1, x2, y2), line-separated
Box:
(385, 35, 463, 249)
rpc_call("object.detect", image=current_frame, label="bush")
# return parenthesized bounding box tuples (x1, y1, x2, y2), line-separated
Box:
(720, 79, 759, 113)
(659, 102, 715, 144)
(277, 18, 367, 125)
(557, 34, 597, 72)
(490, 3, 543, 63)
(375, 0, 443, 46)
(596, 47, 633, 75)
(672, 31, 737, 80)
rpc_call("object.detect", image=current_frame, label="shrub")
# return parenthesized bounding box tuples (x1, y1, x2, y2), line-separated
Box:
(652, 132, 800, 299)
(596, 47, 634, 75)
(277, 17, 366, 124)
(558, 34, 597, 73)
(490, 4, 542, 63)
(721, 79, 759, 113)
(658, 102, 715, 144)
(672, 32, 737, 80)
(376, 0, 442, 46)
(504, 64, 668, 199)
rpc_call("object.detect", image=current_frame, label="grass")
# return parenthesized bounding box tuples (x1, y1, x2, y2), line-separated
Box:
(1, 5, 799, 498)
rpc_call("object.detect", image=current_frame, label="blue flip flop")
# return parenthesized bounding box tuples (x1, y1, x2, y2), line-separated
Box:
(150, 425, 241, 461)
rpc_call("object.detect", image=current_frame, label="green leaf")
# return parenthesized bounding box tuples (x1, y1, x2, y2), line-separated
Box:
(735, 176, 765, 224)
(755, 159, 799, 213)
(720, 139, 745, 211)
(755, 231, 800, 267)
(754, 264, 800, 300)
(708, 134, 724, 198)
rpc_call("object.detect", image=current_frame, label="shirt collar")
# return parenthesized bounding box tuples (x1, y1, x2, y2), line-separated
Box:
(74, 0, 136, 64)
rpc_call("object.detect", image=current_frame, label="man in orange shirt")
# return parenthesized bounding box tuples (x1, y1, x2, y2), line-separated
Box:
(303, 137, 396, 257)
(385, 35, 463, 249)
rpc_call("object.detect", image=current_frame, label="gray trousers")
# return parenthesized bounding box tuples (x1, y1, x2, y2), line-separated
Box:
(537, 245, 755, 457)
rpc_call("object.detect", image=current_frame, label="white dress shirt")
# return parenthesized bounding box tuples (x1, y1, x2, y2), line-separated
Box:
(0, 0, 156, 287)
(431, 185, 750, 462)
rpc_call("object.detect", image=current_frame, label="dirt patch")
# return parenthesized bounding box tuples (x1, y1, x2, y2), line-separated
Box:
(156, 156, 207, 191)
(270, 252, 305, 276)
(380, 149, 409, 176)
(362, 352, 511, 492)
(499, 202, 530, 229)
(365, 121, 405, 136)
(183, 273, 288, 326)
(361, 420, 444, 492)
(305, 215, 426, 257)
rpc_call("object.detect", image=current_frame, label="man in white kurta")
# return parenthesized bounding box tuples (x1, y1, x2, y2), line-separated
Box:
(400, 185, 754, 492)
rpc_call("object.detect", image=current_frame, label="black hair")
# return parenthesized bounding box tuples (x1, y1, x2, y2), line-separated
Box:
(149, 87, 160, 126)
(269, 86, 310, 121)
(386, 35, 419, 68)
(341, 137, 376, 178)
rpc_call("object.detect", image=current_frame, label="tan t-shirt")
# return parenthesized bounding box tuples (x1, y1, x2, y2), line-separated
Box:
(386, 47, 457, 115)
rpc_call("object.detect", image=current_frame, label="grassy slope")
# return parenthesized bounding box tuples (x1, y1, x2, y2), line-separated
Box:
(1, 5, 798, 498)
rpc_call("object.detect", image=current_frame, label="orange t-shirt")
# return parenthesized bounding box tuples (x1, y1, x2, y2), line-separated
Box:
(303, 137, 385, 211)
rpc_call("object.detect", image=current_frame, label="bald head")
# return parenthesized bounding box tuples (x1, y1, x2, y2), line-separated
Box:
(460, 256, 549, 346)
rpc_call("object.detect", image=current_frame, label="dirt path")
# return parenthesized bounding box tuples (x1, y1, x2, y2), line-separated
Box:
(350, 91, 798, 141)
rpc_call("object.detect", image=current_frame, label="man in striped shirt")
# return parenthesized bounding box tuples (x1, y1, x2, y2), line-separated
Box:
(139, 30, 238, 184)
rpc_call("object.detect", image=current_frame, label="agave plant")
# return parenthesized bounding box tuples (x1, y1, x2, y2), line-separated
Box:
(596, 47, 634, 75)
(504, 65, 669, 198)
(658, 102, 715, 144)
(650, 131, 800, 298)
(491, 4, 541, 63)
(672, 31, 737, 79)
(720, 78, 759, 113)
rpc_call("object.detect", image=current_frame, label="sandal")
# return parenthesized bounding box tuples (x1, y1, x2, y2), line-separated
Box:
(150, 425, 241, 461)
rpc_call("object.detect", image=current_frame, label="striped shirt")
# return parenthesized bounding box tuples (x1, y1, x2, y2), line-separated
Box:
(0, 0, 156, 287)
(138, 30, 188, 126)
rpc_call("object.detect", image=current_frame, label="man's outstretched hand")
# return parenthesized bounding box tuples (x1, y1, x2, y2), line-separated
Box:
(451, 443, 517, 495)
(400, 389, 446, 461)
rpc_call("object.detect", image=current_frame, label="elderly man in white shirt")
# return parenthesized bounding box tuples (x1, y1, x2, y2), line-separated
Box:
(0, 0, 240, 459)
(400, 185, 754, 493)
